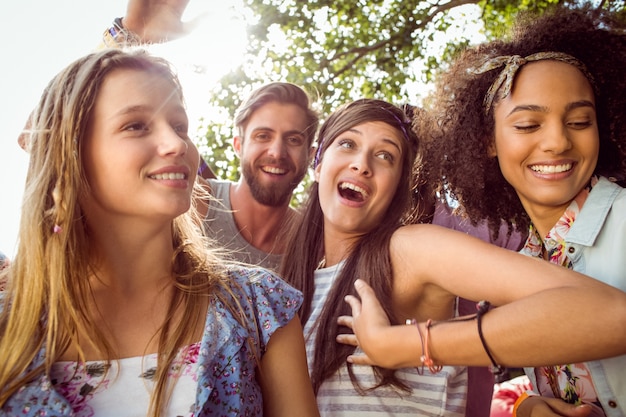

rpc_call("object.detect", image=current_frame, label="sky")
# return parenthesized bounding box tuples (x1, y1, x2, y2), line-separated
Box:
(0, 0, 247, 257)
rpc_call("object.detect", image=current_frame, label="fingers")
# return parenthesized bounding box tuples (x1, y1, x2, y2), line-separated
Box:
(519, 396, 593, 417)
(337, 315, 354, 330)
(353, 278, 374, 299)
(336, 333, 358, 347)
(343, 294, 362, 318)
(346, 352, 375, 366)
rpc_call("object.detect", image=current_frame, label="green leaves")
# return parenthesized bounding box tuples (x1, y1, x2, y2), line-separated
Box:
(198, 0, 618, 200)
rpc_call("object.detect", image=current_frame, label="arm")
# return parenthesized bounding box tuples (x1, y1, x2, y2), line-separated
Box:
(122, 0, 199, 43)
(258, 316, 320, 417)
(339, 223, 626, 369)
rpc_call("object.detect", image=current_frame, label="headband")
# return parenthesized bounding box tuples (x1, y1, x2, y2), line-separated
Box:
(468, 52, 597, 114)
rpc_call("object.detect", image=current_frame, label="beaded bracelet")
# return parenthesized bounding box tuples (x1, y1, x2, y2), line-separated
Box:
(100, 17, 141, 49)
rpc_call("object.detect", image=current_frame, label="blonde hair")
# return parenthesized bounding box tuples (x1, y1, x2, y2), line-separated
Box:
(0, 49, 250, 415)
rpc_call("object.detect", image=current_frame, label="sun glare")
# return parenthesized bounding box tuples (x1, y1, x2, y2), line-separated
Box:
(148, 0, 248, 135)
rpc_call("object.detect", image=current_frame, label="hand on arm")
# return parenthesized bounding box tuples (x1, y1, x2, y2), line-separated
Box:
(337, 279, 424, 369)
(258, 316, 320, 417)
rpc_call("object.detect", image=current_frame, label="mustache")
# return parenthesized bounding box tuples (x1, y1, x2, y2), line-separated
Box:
(255, 157, 295, 171)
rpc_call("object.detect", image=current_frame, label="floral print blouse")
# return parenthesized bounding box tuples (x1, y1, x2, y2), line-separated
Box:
(1, 265, 303, 417)
(520, 177, 605, 416)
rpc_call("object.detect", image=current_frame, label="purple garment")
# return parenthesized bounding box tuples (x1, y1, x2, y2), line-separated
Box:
(432, 201, 525, 417)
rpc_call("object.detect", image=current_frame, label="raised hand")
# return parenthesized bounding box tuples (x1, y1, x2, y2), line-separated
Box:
(123, 0, 203, 43)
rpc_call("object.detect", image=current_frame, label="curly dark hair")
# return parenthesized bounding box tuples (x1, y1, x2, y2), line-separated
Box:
(424, 4, 626, 239)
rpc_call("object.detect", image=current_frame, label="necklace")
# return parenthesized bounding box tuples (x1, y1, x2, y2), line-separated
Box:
(316, 256, 326, 270)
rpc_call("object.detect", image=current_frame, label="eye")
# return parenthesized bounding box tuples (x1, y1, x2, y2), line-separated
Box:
(173, 122, 189, 135)
(376, 151, 395, 162)
(253, 131, 272, 141)
(287, 135, 305, 146)
(337, 138, 355, 149)
(124, 121, 148, 132)
(567, 120, 593, 130)
(513, 123, 540, 132)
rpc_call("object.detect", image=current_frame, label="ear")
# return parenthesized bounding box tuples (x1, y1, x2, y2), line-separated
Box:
(314, 162, 321, 182)
(233, 136, 243, 158)
(487, 140, 497, 158)
(308, 145, 316, 162)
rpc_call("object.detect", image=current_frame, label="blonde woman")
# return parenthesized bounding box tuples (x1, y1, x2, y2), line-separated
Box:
(0, 49, 319, 417)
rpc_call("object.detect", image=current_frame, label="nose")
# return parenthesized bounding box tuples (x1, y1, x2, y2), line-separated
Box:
(159, 126, 188, 156)
(540, 122, 572, 155)
(349, 153, 371, 176)
(266, 138, 287, 159)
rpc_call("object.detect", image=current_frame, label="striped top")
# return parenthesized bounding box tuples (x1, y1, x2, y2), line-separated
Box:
(304, 262, 468, 416)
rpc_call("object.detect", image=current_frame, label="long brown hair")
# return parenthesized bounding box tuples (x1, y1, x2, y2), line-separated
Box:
(280, 99, 419, 394)
(0, 49, 249, 415)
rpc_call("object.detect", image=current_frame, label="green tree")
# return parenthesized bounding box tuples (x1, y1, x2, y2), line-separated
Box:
(197, 0, 624, 201)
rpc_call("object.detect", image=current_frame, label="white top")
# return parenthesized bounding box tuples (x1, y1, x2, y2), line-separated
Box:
(49, 343, 200, 417)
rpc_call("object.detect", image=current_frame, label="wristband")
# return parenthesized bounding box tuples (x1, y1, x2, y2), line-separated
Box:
(99, 17, 141, 49)
(512, 391, 537, 417)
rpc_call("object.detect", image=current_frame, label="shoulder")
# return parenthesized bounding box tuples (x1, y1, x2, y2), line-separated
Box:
(391, 223, 466, 249)
(219, 265, 303, 346)
(224, 264, 303, 310)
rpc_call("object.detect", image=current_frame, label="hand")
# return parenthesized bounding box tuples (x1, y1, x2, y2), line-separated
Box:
(336, 279, 393, 366)
(123, 0, 204, 43)
(517, 396, 593, 417)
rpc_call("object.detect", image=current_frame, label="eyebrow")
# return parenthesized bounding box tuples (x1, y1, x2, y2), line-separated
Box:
(115, 105, 152, 116)
(250, 127, 305, 136)
(506, 99, 595, 117)
(347, 127, 402, 153)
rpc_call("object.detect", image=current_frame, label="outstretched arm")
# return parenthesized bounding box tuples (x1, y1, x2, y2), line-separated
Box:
(338, 223, 626, 370)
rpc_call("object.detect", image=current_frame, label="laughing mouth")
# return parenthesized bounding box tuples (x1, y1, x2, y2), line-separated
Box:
(529, 163, 572, 174)
(262, 166, 287, 175)
(338, 182, 369, 202)
(149, 173, 187, 180)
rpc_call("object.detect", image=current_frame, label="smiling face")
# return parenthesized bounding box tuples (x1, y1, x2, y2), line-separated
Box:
(314, 121, 404, 237)
(234, 101, 311, 206)
(493, 60, 599, 230)
(81, 68, 199, 225)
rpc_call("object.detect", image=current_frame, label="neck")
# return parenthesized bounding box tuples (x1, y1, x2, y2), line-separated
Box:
(86, 218, 175, 291)
(322, 228, 361, 268)
(523, 203, 572, 240)
(230, 182, 296, 254)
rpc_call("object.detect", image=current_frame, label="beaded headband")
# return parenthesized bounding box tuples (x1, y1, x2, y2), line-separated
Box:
(468, 52, 597, 114)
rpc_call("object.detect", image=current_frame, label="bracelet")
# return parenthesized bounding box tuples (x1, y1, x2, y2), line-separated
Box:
(476, 300, 505, 376)
(407, 318, 443, 374)
(99, 17, 141, 49)
(406, 319, 425, 375)
(423, 319, 443, 374)
(512, 391, 537, 417)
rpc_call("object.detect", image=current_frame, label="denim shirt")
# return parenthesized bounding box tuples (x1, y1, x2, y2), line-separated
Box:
(522, 177, 626, 417)
(1, 266, 303, 417)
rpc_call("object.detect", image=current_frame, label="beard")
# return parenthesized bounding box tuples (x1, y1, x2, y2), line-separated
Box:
(242, 158, 307, 207)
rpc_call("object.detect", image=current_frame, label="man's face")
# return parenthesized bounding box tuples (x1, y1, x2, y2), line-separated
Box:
(234, 101, 312, 206)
